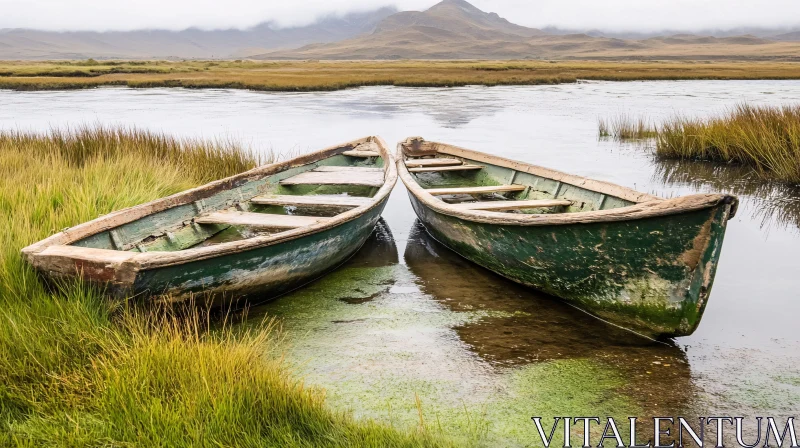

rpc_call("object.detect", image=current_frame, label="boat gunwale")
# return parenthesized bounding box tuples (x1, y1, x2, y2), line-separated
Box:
(22, 136, 397, 274)
(397, 137, 738, 226)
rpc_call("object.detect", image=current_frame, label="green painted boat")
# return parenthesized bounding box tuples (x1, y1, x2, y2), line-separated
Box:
(397, 137, 738, 338)
(22, 137, 396, 303)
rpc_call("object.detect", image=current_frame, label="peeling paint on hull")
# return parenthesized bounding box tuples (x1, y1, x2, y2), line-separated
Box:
(134, 198, 389, 303)
(408, 193, 733, 338)
(23, 136, 397, 306)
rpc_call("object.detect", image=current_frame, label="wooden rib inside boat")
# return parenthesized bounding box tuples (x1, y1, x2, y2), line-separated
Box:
(397, 137, 738, 339)
(22, 137, 396, 303)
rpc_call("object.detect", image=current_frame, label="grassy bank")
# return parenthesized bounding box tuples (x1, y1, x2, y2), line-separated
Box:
(2, 60, 800, 91)
(0, 127, 447, 446)
(656, 104, 800, 183)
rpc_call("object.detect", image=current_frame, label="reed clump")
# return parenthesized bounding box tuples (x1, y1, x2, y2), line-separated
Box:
(598, 115, 658, 140)
(656, 104, 800, 183)
(0, 126, 446, 446)
(597, 118, 611, 137)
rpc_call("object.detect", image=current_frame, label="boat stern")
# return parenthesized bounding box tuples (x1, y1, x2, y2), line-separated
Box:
(22, 244, 140, 294)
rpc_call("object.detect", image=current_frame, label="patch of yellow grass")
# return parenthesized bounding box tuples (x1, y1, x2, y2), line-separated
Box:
(656, 104, 800, 183)
(1, 60, 800, 91)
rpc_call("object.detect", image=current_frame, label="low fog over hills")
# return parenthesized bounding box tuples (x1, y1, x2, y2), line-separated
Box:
(258, 0, 800, 60)
(0, 7, 396, 60)
(2, 0, 800, 60)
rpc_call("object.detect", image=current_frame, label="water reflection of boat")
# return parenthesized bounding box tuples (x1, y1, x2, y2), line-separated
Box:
(405, 222, 656, 356)
(404, 221, 696, 417)
(398, 137, 738, 338)
(346, 218, 399, 268)
(653, 157, 800, 232)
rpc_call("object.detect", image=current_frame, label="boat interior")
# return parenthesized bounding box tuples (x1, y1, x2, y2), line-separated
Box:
(71, 140, 389, 253)
(400, 139, 647, 216)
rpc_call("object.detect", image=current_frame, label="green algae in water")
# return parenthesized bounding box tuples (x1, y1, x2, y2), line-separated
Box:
(252, 264, 643, 447)
(483, 359, 639, 446)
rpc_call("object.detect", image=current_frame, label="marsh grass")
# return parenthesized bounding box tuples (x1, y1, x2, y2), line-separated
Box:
(0, 126, 447, 446)
(656, 104, 800, 183)
(598, 115, 658, 140)
(1, 125, 261, 183)
(597, 118, 610, 138)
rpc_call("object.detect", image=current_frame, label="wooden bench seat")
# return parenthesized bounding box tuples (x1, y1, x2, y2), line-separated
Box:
(342, 150, 380, 158)
(195, 211, 330, 230)
(313, 166, 383, 173)
(405, 158, 463, 168)
(251, 194, 372, 208)
(408, 164, 483, 173)
(425, 185, 527, 196)
(451, 199, 572, 211)
(280, 166, 384, 187)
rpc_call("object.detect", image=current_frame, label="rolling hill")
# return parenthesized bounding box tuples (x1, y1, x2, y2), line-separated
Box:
(258, 0, 800, 60)
(2, 0, 800, 61)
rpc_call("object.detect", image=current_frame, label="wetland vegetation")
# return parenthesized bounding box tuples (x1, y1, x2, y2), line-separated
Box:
(2, 60, 800, 91)
(597, 115, 658, 140)
(601, 104, 800, 183)
(0, 126, 446, 446)
(656, 104, 800, 183)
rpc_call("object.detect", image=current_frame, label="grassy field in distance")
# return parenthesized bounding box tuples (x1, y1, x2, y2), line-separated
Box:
(2, 59, 800, 91)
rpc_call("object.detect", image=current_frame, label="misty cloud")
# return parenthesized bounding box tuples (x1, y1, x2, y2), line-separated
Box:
(1, 0, 798, 33)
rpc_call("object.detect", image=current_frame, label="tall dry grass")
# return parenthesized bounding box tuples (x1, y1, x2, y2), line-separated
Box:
(0, 126, 447, 446)
(656, 104, 800, 183)
(1, 125, 260, 184)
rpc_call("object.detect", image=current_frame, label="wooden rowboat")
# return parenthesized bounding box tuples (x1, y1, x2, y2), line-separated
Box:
(22, 137, 396, 302)
(397, 137, 737, 338)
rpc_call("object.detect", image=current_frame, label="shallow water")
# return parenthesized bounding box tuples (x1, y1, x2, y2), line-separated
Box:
(3, 81, 800, 445)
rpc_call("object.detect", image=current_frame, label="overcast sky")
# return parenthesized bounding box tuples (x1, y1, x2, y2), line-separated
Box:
(1, 0, 799, 33)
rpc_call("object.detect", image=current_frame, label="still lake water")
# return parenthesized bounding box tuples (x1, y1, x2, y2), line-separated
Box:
(3, 81, 799, 445)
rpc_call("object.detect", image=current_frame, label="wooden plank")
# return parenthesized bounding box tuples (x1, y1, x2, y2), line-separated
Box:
(405, 158, 463, 168)
(251, 194, 372, 208)
(408, 164, 483, 173)
(425, 185, 527, 196)
(451, 199, 572, 211)
(196, 211, 330, 229)
(280, 169, 384, 187)
(343, 150, 380, 158)
(313, 166, 383, 173)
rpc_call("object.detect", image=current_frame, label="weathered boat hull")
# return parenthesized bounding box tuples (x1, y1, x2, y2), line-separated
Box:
(407, 186, 734, 339)
(134, 198, 388, 302)
(23, 136, 397, 306)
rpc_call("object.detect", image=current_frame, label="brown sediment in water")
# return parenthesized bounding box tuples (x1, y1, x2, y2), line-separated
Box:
(339, 290, 386, 304)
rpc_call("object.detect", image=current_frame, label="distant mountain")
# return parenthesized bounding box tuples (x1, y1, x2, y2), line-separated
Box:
(543, 26, 800, 40)
(773, 31, 800, 42)
(258, 0, 800, 60)
(259, 0, 551, 59)
(0, 7, 397, 60)
(3, 0, 800, 61)
(373, 0, 545, 38)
